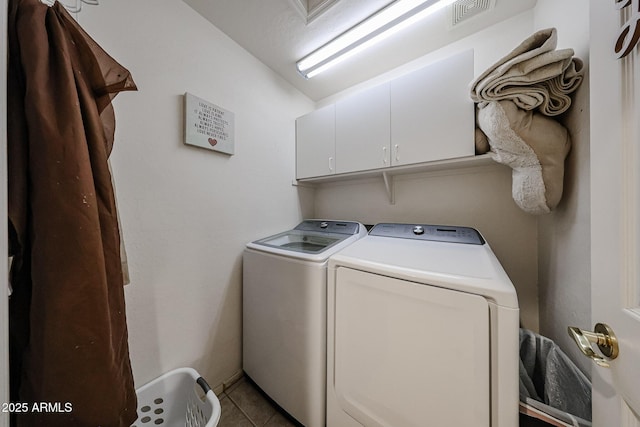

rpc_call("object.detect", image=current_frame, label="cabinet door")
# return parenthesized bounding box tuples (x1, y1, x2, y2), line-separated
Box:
(335, 83, 390, 173)
(390, 49, 474, 166)
(296, 104, 335, 179)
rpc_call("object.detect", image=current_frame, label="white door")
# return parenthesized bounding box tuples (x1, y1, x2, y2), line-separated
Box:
(588, 1, 640, 425)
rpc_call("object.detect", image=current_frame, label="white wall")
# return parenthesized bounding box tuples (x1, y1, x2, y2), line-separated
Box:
(313, 12, 542, 330)
(534, 0, 592, 378)
(79, 0, 315, 390)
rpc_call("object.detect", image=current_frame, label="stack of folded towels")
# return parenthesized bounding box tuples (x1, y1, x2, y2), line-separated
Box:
(470, 28, 584, 215)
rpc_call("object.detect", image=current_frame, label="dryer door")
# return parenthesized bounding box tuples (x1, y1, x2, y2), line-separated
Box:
(333, 267, 490, 427)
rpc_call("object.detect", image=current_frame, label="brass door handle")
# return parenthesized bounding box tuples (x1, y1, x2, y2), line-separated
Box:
(567, 323, 619, 368)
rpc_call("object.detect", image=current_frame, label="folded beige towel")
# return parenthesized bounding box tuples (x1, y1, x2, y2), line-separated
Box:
(470, 28, 583, 116)
(471, 28, 581, 214)
(477, 101, 570, 214)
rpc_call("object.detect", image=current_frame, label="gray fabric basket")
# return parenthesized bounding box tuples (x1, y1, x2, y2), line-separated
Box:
(519, 329, 592, 427)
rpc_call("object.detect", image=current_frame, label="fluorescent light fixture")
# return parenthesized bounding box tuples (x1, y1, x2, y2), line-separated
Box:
(296, 0, 456, 79)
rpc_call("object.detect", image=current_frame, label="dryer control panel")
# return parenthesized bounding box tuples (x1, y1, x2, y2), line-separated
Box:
(294, 220, 361, 235)
(369, 223, 485, 245)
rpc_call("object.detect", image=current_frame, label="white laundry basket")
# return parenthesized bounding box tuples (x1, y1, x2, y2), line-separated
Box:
(131, 367, 221, 427)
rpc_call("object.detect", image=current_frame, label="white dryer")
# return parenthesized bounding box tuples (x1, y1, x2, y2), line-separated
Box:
(243, 220, 367, 427)
(326, 223, 519, 427)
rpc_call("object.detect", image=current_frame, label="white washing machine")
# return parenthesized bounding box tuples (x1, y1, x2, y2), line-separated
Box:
(243, 220, 367, 427)
(326, 223, 519, 427)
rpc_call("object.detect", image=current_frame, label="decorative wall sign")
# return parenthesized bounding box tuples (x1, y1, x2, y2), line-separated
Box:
(184, 92, 235, 155)
(615, 0, 640, 59)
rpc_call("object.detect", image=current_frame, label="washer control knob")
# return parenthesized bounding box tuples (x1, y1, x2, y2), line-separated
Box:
(320, 222, 329, 229)
(413, 225, 424, 235)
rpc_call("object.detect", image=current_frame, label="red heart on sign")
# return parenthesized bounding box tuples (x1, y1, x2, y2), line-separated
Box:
(208, 138, 218, 147)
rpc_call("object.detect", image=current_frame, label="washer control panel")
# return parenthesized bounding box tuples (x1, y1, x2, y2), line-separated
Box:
(295, 220, 361, 235)
(369, 223, 485, 245)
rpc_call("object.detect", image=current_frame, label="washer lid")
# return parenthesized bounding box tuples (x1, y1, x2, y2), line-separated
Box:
(247, 220, 367, 261)
(252, 229, 346, 254)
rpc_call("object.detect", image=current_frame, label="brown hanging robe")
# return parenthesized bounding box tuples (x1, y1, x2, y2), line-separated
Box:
(8, 0, 138, 425)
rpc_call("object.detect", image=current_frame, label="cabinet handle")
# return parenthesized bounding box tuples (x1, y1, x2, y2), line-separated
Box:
(394, 144, 400, 162)
(329, 156, 334, 172)
(383, 146, 387, 165)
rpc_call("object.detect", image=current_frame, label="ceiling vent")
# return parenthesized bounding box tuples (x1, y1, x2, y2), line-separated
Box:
(451, 0, 495, 26)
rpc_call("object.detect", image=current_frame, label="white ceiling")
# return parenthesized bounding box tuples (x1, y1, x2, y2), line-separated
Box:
(182, 0, 537, 101)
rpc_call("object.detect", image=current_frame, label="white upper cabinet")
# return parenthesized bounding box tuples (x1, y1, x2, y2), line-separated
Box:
(295, 50, 475, 180)
(335, 83, 391, 174)
(296, 104, 336, 179)
(390, 50, 475, 166)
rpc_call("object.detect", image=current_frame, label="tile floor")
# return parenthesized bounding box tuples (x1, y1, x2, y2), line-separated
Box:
(217, 377, 542, 427)
(218, 376, 301, 427)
